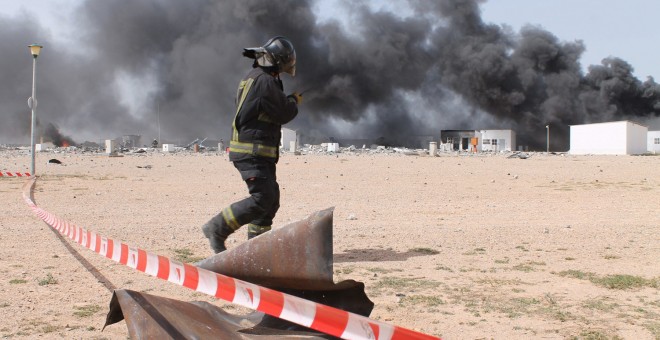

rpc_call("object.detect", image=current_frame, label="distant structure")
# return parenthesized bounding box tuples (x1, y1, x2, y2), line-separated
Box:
(440, 129, 516, 152)
(122, 135, 141, 149)
(281, 127, 299, 152)
(162, 144, 176, 153)
(479, 130, 516, 152)
(105, 139, 117, 154)
(569, 121, 648, 155)
(440, 130, 477, 151)
(35, 142, 55, 152)
(648, 130, 660, 153)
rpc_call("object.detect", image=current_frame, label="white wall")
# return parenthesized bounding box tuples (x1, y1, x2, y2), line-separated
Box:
(281, 128, 297, 151)
(105, 140, 116, 154)
(480, 130, 516, 152)
(162, 144, 176, 152)
(627, 122, 648, 155)
(570, 121, 648, 155)
(648, 131, 660, 153)
(35, 143, 55, 152)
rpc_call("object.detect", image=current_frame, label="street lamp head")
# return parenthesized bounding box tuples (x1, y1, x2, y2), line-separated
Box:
(28, 44, 43, 58)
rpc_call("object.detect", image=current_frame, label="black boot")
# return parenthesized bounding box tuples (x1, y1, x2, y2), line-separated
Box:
(247, 224, 271, 240)
(202, 214, 235, 253)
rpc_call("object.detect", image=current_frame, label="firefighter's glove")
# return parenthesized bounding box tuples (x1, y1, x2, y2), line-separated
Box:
(288, 92, 303, 105)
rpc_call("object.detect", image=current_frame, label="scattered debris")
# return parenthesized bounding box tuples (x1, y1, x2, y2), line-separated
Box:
(3, 142, 555, 159)
(137, 165, 153, 169)
(507, 152, 529, 159)
(48, 158, 62, 164)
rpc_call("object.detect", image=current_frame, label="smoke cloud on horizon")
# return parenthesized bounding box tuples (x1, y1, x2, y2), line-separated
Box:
(1, 0, 659, 150)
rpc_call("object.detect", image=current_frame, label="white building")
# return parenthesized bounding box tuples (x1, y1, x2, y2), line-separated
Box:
(162, 144, 176, 152)
(281, 127, 298, 152)
(648, 131, 660, 153)
(440, 129, 516, 152)
(569, 120, 648, 155)
(105, 139, 117, 154)
(35, 142, 55, 152)
(479, 130, 516, 152)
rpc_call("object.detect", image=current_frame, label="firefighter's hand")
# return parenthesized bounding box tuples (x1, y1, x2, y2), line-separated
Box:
(288, 92, 303, 105)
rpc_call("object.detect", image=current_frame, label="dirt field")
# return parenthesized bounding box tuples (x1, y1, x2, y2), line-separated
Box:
(1, 149, 658, 339)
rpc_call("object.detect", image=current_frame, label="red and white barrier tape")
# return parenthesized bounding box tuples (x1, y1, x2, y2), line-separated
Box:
(1, 171, 31, 177)
(22, 178, 440, 340)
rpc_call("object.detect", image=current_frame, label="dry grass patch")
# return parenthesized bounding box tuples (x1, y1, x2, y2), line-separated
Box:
(37, 273, 57, 286)
(582, 297, 620, 312)
(644, 321, 660, 339)
(409, 247, 440, 255)
(510, 261, 547, 272)
(434, 265, 453, 272)
(570, 328, 623, 340)
(398, 295, 445, 307)
(373, 276, 441, 291)
(556, 270, 659, 290)
(73, 304, 102, 318)
(366, 267, 403, 274)
(172, 248, 205, 264)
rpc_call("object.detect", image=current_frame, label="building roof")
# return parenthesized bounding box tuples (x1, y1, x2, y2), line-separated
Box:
(569, 120, 648, 128)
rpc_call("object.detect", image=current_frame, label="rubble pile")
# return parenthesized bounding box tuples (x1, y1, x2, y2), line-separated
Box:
(282, 143, 532, 158)
(1, 143, 556, 158)
(287, 144, 429, 156)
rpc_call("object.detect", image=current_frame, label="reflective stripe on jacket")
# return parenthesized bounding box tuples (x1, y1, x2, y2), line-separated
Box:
(228, 67, 298, 163)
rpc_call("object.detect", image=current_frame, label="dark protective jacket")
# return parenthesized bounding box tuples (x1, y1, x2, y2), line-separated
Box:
(228, 67, 298, 163)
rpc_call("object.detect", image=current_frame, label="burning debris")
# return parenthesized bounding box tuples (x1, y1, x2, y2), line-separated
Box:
(42, 123, 76, 148)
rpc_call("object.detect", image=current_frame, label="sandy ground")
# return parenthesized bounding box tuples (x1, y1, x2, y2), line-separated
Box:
(0, 149, 658, 339)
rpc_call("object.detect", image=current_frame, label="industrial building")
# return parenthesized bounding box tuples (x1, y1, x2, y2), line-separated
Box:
(479, 130, 516, 152)
(569, 121, 648, 155)
(648, 130, 660, 153)
(440, 129, 516, 152)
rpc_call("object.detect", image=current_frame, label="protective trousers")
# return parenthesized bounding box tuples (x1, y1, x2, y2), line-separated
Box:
(225, 159, 280, 235)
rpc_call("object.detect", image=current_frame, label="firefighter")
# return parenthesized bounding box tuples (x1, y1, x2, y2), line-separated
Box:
(202, 36, 301, 253)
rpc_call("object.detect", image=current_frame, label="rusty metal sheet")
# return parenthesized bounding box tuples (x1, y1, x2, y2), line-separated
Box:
(195, 208, 374, 317)
(196, 208, 335, 290)
(104, 289, 335, 339)
(105, 208, 373, 338)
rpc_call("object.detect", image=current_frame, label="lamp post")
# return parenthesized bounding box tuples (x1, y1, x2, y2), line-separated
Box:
(545, 124, 550, 153)
(28, 44, 43, 176)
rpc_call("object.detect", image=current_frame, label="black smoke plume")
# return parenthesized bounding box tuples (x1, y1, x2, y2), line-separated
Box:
(42, 123, 76, 147)
(1, 0, 658, 150)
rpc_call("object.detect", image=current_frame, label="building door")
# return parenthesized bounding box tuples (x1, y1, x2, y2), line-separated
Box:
(461, 138, 469, 151)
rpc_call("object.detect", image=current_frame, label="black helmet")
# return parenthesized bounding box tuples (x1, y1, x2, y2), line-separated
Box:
(243, 36, 296, 76)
